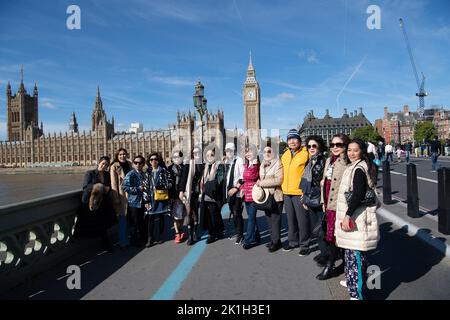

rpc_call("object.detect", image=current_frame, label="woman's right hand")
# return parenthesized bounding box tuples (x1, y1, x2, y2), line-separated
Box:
(145, 203, 151, 211)
(228, 188, 237, 197)
(322, 204, 326, 212)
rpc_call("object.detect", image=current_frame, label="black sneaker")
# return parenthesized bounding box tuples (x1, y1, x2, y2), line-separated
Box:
(206, 235, 215, 244)
(298, 248, 310, 256)
(235, 235, 243, 245)
(268, 241, 282, 253)
(283, 244, 299, 252)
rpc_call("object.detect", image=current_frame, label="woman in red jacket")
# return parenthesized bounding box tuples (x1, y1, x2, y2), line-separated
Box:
(240, 146, 261, 250)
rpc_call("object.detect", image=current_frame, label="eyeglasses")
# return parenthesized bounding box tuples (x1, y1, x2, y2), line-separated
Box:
(150, 158, 158, 161)
(330, 143, 344, 148)
(307, 144, 318, 149)
(264, 150, 272, 153)
(134, 161, 144, 165)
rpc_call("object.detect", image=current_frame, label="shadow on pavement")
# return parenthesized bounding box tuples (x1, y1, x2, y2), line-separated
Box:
(367, 222, 446, 300)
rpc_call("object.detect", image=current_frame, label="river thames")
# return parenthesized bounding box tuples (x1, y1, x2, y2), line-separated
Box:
(0, 172, 85, 206)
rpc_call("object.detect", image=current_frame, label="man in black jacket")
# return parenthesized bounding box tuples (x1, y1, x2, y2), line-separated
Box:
(430, 136, 441, 172)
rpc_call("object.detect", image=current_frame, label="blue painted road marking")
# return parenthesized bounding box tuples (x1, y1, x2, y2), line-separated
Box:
(150, 205, 230, 300)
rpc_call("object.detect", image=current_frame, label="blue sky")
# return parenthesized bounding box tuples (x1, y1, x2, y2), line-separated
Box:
(1, 0, 450, 140)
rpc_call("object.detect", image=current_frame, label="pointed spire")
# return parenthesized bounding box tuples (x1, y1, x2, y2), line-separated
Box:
(18, 65, 26, 93)
(6, 81, 11, 96)
(94, 85, 103, 111)
(33, 81, 38, 96)
(248, 51, 254, 71)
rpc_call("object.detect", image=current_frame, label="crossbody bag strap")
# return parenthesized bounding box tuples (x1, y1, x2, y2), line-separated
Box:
(347, 160, 364, 192)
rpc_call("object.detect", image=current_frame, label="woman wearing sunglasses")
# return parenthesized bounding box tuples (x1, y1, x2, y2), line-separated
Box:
(142, 152, 172, 247)
(299, 135, 327, 256)
(255, 146, 283, 252)
(199, 147, 226, 244)
(122, 155, 147, 247)
(316, 134, 350, 280)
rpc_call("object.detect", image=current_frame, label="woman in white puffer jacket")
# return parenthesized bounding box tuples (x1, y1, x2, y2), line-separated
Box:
(335, 138, 379, 300)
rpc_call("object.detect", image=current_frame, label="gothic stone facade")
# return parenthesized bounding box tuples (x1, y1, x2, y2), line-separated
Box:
(1, 83, 225, 167)
(299, 108, 371, 146)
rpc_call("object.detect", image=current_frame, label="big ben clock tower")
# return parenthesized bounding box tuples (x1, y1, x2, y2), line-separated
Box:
(243, 53, 261, 149)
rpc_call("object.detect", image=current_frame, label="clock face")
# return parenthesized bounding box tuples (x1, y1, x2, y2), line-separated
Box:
(247, 89, 255, 100)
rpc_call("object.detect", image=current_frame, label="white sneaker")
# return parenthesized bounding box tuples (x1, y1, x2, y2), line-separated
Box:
(340, 280, 347, 288)
(350, 297, 358, 300)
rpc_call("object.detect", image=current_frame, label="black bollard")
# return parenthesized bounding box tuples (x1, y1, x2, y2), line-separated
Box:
(438, 167, 450, 235)
(382, 160, 392, 204)
(406, 163, 420, 218)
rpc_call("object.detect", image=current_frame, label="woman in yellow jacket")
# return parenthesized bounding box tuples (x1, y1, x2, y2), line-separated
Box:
(281, 129, 310, 255)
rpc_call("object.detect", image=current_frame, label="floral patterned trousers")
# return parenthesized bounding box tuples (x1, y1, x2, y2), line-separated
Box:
(344, 249, 368, 300)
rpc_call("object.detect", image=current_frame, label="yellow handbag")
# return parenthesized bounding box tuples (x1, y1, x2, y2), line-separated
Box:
(151, 173, 169, 201)
(154, 189, 169, 201)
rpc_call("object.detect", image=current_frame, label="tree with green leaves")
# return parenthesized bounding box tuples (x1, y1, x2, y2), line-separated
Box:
(351, 125, 383, 143)
(414, 121, 436, 143)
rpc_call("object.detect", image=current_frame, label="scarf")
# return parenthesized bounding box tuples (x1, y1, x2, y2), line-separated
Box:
(330, 154, 339, 165)
(300, 153, 320, 195)
(185, 159, 195, 202)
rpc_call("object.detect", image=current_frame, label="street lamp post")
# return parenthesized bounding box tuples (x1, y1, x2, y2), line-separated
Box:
(193, 81, 207, 152)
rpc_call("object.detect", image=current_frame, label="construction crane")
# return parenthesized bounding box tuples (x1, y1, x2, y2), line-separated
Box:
(399, 18, 428, 119)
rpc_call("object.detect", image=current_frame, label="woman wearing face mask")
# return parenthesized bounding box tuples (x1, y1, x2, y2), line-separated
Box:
(223, 143, 245, 245)
(317, 134, 350, 280)
(179, 147, 204, 245)
(110, 148, 132, 249)
(75, 156, 116, 252)
(299, 136, 327, 258)
(241, 145, 261, 250)
(199, 148, 225, 244)
(335, 138, 379, 300)
(255, 146, 283, 252)
(168, 151, 187, 244)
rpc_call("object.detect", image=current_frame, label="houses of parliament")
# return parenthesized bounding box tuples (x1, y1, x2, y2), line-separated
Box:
(0, 56, 262, 167)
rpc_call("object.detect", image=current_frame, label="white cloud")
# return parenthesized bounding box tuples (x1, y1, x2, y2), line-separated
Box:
(298, 50, 319, 64)
(41, 99, 57, 109)
(150, 76, 193, 86)
(264, 92, 296, 107)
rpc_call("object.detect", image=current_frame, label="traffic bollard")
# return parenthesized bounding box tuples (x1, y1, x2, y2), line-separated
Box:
(406, 163, 420, 218)
(438, 167, 450, 235)
(382, 160, 392, 204)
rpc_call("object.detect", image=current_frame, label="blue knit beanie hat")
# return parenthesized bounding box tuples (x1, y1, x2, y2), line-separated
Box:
(287, 129, 301, 141)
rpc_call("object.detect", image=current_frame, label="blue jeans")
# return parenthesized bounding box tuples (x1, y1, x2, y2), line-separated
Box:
(431, 153, 439, 171)
(405, 151, 410, 164)
(244, 202, 259, 245)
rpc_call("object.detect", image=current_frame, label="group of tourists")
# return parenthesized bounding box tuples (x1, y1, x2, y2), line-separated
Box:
(74, 129, 381, 300)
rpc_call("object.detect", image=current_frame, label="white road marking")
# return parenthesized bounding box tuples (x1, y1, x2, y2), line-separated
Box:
(391, 195, 438, 223)
(79, 260, 92, 267)
(56, 274, 70, 281)
(390, 170, 438, 183)
(377, 207, 450, 259)
(28, 290, 45, 298)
